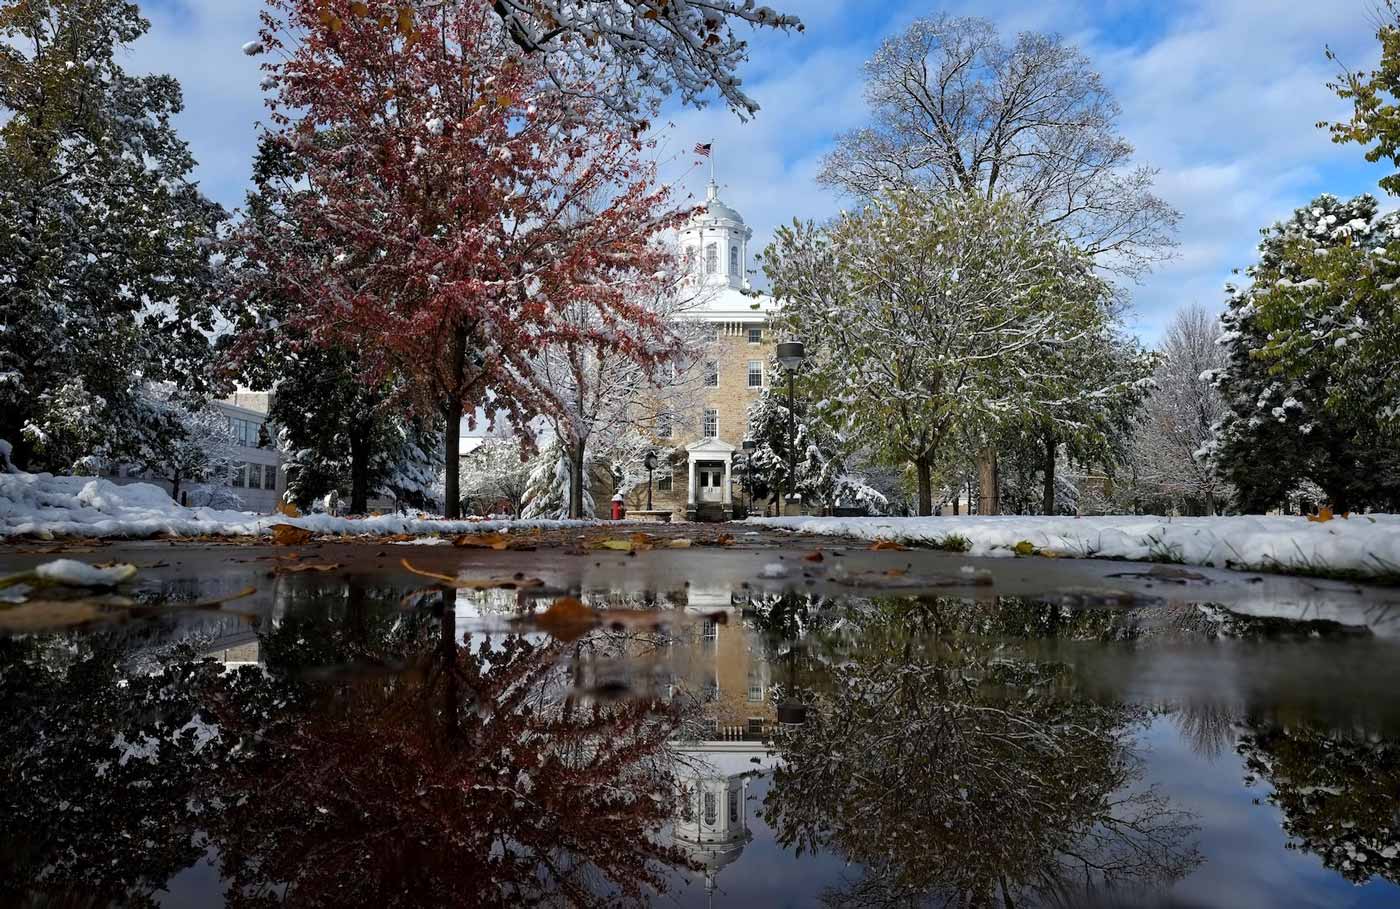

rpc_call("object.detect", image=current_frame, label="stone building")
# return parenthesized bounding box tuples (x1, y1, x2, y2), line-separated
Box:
(623, 181, 780, 521)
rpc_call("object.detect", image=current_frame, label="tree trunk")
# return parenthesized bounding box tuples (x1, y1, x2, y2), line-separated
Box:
(438, 587, 460, 741)
(442, 408, 462, 518)
(170, 470, 182, 505)
(1041, 431, 1056, 516)
(442, 327, 469, 520)
(568, 443, 586, 519)
(977, 448, 999, 516)
(914, 456, 933, 516)
(348, 431, 370, 515)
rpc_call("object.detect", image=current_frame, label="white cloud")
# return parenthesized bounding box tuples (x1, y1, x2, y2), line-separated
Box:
(125, 0, 1396, 345)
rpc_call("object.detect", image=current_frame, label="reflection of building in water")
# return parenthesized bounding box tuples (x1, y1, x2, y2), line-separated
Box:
(672, 746, 775, 900)
(675, 589, 775, 741)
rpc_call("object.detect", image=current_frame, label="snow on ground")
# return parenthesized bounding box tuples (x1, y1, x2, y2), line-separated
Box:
(749, 514, 1400, 579)
(0, 470, 595, 540)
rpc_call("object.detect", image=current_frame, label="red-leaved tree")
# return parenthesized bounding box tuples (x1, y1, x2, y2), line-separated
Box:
(250, 0, 685, 517)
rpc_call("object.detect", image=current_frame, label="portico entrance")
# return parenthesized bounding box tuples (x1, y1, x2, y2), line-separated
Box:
(685, 437, 735, 521)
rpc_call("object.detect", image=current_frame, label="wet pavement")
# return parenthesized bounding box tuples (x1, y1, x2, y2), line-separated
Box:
(3, 529, 1400, 907)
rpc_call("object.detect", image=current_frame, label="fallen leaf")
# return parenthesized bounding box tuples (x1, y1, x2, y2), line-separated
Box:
(590, 539, 636, 552)
(668, 539, 693, 548)
(871, 540, 907, 551)
(803, 551, 825, 562)
(1012, 540, 1037, 556)
(532, 596, 599, 641)
(453, 532, 512, 550)
(272, 524, 314, 546)
(0, 601, 107, 633)
(1307, 505, 1334, 523)
(715, 533, 736, 546)
(399, 559, 543, 590)
(278, 562, 342, 574)
(1147, 564, 1207, 582)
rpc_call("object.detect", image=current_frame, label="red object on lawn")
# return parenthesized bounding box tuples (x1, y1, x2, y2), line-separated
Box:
(611, 499, 624, 521)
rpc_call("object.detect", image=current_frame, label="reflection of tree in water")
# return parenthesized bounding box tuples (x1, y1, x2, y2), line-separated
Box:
(762, 596, 1201, 908)
(1, 585, 693, 907)
(1238, 724, 1400, 886)
(0, 633, 231, 907)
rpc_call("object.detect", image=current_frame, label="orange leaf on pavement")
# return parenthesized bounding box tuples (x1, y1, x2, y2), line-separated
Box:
(272, 524, 314, 546)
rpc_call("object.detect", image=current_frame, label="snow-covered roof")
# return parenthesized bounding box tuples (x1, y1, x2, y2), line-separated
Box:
(680, 284, 778, 323)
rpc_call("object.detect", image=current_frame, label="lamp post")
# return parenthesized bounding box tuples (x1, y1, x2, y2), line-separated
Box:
(644, 451, 657, 511)
(775, 341, 805, 517)
(741, 438, 756, 516)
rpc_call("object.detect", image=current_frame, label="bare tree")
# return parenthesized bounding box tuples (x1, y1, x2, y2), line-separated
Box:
(819, 14, 1178, 280)
(529, 258, 714, 518)
(1131, 304, 1231, 514)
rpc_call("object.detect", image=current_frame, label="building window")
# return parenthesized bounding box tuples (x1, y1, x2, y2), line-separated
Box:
(730, 245, 739, 275)
(702, 620, 718, 641)
(656, 413, 672, 439)
(747, 671, 764, 703)
(748, 326, 762, 344)
(680, 786, 694, 822)
(228, 417, 259, 448)
(728, 788, 740, 824)
(658, 473, 673, 492)
(747, 717, 766, 736)
(704, 361, 718, 387)
(702, 408, 718, 438)
(247, 464, 262, 490)
(705, 243, 718, 275)
(231, 463, 246, 488)
(702, 324, 718, 342)
(747, 360, 763, 388)
(265, 465, 278, 490)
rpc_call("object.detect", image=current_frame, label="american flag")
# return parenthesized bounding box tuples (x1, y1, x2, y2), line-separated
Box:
(693, 142, 712, 157)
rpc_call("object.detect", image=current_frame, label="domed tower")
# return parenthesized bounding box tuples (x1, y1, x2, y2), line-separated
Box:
(672, 759, 754, 897)
(681, 181, 754, 291)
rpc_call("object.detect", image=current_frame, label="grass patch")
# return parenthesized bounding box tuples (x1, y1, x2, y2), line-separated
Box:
(932, 533, 971, 553)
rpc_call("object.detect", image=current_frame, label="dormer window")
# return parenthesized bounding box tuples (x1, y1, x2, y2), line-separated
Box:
(705, 243, 718, 275)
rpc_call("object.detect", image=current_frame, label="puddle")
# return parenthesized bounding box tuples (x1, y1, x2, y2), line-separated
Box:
(2, 558, 1399, 907)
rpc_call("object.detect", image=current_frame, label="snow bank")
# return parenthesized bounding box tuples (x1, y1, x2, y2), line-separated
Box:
(749, 514, 1400, 579)
(0, 470, 595, 540)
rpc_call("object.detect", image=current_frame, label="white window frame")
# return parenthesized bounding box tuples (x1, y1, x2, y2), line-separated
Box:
(705, 243, 718, 275)
(747, 360, 763, 388)
(747, 326, 762, 344)
(657, 472, 673, 492)
(702, 408, 718, 438)
(704, 361, 718, 387)
(730, 245, 739, 275)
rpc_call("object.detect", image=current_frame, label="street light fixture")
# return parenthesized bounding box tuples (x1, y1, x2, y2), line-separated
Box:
(644, 451, 657, 510)
(774, 341, 805, 516)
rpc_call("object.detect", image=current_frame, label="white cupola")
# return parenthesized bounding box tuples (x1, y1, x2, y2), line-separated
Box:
(681, 181, 754, 291)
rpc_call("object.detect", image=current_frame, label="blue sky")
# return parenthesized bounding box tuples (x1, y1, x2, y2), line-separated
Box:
(131, 0, 1393, 343)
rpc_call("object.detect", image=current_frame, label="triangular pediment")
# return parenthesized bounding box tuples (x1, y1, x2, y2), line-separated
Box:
(685, 437, 736, 455)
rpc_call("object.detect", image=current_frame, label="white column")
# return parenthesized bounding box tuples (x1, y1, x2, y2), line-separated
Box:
(688, 455, 698, 506)
(721, 456, 732, 506)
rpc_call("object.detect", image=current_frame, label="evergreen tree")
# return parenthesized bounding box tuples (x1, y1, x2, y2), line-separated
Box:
(746, 370, 887, 514)
(1212, 194, 1400, 512)
(0, 0, 225, 470)
(226, 137, 441, 514)
(134, 384, 238, 506)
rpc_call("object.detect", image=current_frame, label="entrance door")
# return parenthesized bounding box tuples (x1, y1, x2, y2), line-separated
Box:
(698, 466, 724, 503)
